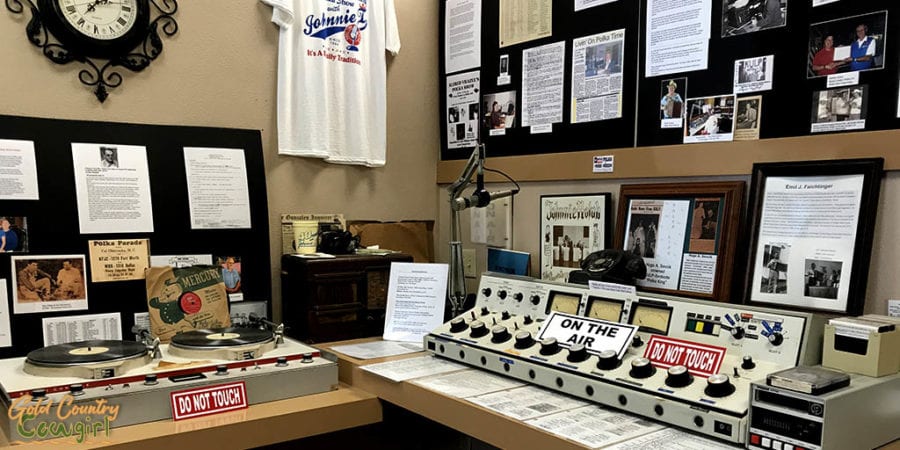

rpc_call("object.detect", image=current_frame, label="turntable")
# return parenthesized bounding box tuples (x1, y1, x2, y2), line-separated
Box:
(1, 321, 338, 442)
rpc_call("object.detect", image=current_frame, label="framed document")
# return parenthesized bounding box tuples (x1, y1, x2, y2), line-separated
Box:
(540, 193, 612, 282)
(744, 158, 883, 315)
(614, 182, 744, 301)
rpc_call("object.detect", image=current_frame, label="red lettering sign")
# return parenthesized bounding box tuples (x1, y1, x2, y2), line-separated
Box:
(170, 381, 248, 421)
(642, 335, 726, 378)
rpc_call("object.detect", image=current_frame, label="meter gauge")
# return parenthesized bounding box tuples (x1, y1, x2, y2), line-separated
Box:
(546, 291, 582, 315)
(628, 300, 673, 334)
(585, 296, 624, 322)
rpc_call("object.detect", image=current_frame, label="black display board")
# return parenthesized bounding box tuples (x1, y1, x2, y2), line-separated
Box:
(440, 1, 641, 160)
(440, 1, 900, 160)
(0, 115, 270, 358)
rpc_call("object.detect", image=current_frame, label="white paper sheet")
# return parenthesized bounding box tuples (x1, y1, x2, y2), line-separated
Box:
(645, 0, 711, 77)
(625, 200, 691, 290)
(0, 139, 39, 200)
(522, 41, 565, 127)
(42, 312, 121, 346)
(813, 0, 839, 5)
(72, 143, 154, 234)
(150, 254, 213, 268)
(525, 405, 665, 448)
(383, 263, 449, 342)
(467, 385, 588, 420)
(575, 0, 617, 11)
(733, 55, 774, 94)
(603, 427, 742, 449)
(445, 0, 481, 74)
(184, 147, 251, 229)
(360, 355, 467, 382)
(331, 340, 423, 359)
(0, 280, 10, 347)
(446, 71, 481, 149)
(411, 369, 525, 397)
(499, 0, 552, 47)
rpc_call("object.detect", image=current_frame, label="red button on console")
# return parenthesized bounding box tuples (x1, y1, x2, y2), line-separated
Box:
(750, 434, 761, 445)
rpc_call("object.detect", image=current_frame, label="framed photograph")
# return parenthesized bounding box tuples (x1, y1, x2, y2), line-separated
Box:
(12, 254, 88, 314)
(807, 11, 887, 78)
(540, 193, 612, 282)
(744, 158, 883, 315)
(614, 182, 745, 301)
(722, 0, 787, 38)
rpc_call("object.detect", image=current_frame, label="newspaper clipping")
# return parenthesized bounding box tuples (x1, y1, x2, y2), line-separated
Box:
(446, 70, 481, 149)
(571, 29, 625, 124)
(522, 42, 565, 129)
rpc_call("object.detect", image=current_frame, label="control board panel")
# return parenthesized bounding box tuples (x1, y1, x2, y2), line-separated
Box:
(425, 273, 824, 445)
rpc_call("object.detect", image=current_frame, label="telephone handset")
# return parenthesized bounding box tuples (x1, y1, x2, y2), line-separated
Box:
(567, 249, 647, 286)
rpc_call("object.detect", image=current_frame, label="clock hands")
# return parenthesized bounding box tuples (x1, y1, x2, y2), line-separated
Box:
(86, 0, 111, 13)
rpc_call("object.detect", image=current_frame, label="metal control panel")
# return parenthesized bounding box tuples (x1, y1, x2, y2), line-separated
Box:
(425, 273, 824, 445)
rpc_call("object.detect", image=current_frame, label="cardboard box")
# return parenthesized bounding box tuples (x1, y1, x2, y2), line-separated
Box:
(823, 315, 900, 377)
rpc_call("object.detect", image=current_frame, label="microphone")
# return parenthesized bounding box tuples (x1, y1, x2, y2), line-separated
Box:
(452, 188, 519, 211)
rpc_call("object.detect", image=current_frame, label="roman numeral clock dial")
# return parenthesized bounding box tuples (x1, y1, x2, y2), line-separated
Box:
(5, 0, 178, 102)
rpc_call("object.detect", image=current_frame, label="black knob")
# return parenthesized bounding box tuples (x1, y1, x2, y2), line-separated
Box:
(69, 384, 84, 396)
(469, 320, 489, 338)
(301, 353, 314, 363)
(632, 335, 644, 347)
(450, 317, 468, 333)
(491, 325, 511, 343)
(514, 293, 524, 302)
(530, 295, 541, 305)
(480, 306, 490, 316)
(498, 290, 508, 299)
(629, 357, 656, 379)
(567, 344, 589, 363)
(481, 288, 492, 297)
(731, 327, 745, 340)
(144, 374, 159, 385)
(539, 338, 561, 356)
(30, 389, 46, 399)
(216, 364, 229, 375)
(501, 310, 511, 320)
(665, 365, 693, 388)
(704, 374, 736, 398)
(741, 355, 756, 370)
(596, 349, 620, 370)
(523, 314, 534, 325)
(768, 332, 784, 346)
(514, 331, 535, 349)
(275, 356, 289, 367)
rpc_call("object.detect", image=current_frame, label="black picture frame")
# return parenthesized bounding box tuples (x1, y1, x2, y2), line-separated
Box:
(614, 182, 745, 302)
(743, 158, 883, 315)
(539, 193, 612, 283)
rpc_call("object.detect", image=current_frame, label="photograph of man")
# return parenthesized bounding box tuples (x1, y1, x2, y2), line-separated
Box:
(737, 98, 759, 130)
(804, 259, 841, 299)
(0, 217, 25, 252)
(812, 86, 867, 126)
(55, 260, 85, 299)
(584, 43, 622, 77)
(722, 0, 786, 37)
(760, 244, 788, 294)
(807, 12, 886, 78)
(100, 146, 118, 168)
(686, 96, 735, 137)
(220, 256, 242, 294)
(17, 261, 52, 301)
(627, 214, 659, 258)
(660, 79, 685, 120)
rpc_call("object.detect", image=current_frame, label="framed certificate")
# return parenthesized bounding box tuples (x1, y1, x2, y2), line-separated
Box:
(744, 158, 883, 315)
(614, 182, 745, 301)
(539, 193, 612, 282)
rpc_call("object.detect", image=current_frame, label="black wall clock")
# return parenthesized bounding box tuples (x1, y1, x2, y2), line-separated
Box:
(6, 0, 178, 102)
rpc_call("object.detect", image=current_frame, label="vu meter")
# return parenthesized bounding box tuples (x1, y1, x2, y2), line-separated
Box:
(629, 301, 673, 334)
(586, 296, 624, 322)
(546, 291, 581, 315)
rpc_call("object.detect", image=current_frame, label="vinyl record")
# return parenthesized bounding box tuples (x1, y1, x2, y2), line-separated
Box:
(170, 327, 273, 349)
(26, 340, 148, 366)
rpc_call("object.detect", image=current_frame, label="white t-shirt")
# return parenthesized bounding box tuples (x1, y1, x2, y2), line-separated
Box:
(262, 0, 401, 167)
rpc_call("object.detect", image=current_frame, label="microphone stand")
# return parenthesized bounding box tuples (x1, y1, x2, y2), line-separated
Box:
(446, 144, 485, 318)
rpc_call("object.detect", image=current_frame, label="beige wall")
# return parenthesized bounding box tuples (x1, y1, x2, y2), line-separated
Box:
(439, 173, 899, 316)
(0, 1, 440, 320)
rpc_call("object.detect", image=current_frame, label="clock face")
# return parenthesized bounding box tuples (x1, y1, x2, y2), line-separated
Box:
(57, 0, 139, 41)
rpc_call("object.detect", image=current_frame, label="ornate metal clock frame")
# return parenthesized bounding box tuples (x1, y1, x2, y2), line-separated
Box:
(5, 0, 178, 102)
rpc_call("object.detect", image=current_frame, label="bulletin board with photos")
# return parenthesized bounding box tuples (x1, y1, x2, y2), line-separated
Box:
(0, 115, 272, 358)
(440, 1, 900, 160)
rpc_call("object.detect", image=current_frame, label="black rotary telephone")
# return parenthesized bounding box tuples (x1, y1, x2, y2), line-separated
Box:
(567, 249, 647, 286)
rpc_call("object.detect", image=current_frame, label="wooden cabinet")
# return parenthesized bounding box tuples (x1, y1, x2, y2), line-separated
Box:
(281, 253, 413, 343)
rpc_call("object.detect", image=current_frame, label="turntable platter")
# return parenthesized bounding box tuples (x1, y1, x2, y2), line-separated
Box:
(26, 340, 149, 367)
(171, 327, 274, 349)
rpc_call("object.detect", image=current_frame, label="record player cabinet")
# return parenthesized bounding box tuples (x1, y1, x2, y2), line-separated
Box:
(281, 253, 413, 343)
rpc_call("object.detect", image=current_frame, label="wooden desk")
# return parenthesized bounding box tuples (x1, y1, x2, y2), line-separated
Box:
(320, 338, 900, 450)
(0, 385, 381, 450)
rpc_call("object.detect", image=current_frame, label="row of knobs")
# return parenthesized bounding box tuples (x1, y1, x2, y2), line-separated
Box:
(481, 288, 541, 305)
(452, 318, 736, 398)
